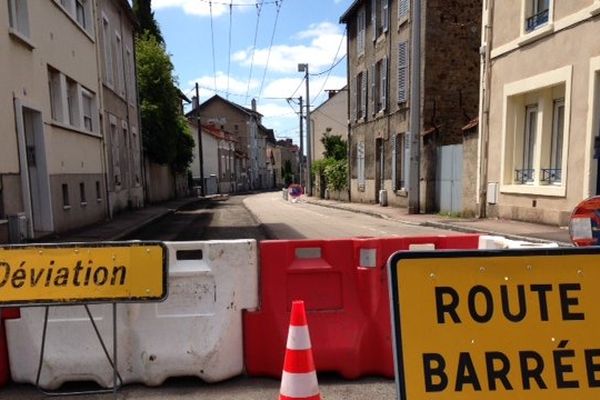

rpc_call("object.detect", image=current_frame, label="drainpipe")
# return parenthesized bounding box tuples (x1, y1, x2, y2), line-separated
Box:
(477, 0, 494, 218)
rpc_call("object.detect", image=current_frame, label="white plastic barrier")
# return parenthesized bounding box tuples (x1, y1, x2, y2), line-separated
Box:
(6, 239, 258, 389)
(6, 304, 131, 389)
(128, 240, 258, 385)
(479, 235, 560, 249)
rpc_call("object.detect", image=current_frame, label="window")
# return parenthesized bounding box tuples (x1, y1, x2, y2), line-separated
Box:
(125, 47, 135, 102)
(82, 90, 93, 131)
(357, 8, 366, 56)
(501, 66, 571, 196)
(357, 141, 366, 191)
(114, 32, 125, 95)
(371, 58, 387, 113)
(79, 182, 86, 204)
(62, 184, 70, 208)
(525, 0, 549, 32)
(371, 0, 388, 40)
(398, 0, 409, 21)
(58, 0, 93, 34)
(356, 71, 367, 120)
(7, 0, 30, 38)
(392, 133, 405, 190)
(96, 181, 102, 201)
(543, 99, 565, 184)
(66, 78, 79, 127)
(102, 16, 114, 85)
(110, 120, 121, 186)
(398, 41, 409, 104)
(517, 104, 538, 183)
(48, 67, 63, 122)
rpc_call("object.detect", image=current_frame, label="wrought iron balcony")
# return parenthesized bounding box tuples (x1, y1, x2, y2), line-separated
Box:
(525, 9, 549, 32)
(515, 169, 535, 184)
(541, 168, 562, 184)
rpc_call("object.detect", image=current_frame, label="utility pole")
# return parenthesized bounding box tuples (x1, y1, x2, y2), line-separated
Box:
(298, 63, 312, 196)
(408, 0, 421, 214)
(298, 96, 304, 186)
(195, 82, 205, 197)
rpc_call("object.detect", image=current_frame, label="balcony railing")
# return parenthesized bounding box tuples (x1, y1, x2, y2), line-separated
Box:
(525, 9, 549, 32)
(541, 168, 562, 184)
(515, 169, 535, 184)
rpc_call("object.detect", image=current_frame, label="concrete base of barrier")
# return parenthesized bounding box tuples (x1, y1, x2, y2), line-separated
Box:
(6, 305, 130, 390)
(6, 240, 258, 389)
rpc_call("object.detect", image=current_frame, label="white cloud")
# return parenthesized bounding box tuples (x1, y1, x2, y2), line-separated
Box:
(233, 22, 346, 74)
(153, 0, 255, 17)
(262, 75, 347, 100)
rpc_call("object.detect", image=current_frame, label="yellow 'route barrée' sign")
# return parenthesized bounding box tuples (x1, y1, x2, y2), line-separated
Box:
(0, 242, 167, 304)
(388, 248, 600, 400)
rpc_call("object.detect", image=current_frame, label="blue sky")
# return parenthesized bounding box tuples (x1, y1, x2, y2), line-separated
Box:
(152, 0, 353, 144)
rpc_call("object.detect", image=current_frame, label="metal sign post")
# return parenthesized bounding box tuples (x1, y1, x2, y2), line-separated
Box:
(0, 241, 168, 398)
(388, 247, 600, 400)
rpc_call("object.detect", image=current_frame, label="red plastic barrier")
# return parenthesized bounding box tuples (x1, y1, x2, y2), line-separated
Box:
(0, 321, 8, 387)
(243, 235, 480, 379)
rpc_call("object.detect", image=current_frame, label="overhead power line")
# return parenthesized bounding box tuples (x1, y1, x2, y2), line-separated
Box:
(311, 29, 347, 104)
(244, 0, 264, 103)
(196, 0, 279, 6)
(257, 0, 283, 102)
(209, 1, 217, 91)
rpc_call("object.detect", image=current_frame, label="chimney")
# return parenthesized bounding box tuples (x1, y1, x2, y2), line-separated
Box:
(251, 98, 257, 112)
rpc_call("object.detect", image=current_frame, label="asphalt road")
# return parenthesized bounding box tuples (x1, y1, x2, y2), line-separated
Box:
(5, 192, 459, 399)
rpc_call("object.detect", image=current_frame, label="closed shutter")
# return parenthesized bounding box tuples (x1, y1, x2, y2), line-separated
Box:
(398, 41, 408, 104)
(382, 56, 388, 111)
(398, 0, 409, 19)
(391, 134, 397, 191)
(382, 0, 389, 33)
(352, 74, 357, 121)
(371, 0, 377, 41)
(361, 71, 367, 118)
(370, 64, 376, 115)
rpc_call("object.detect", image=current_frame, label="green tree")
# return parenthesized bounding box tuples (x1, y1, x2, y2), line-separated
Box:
(136, 33, 193, 170)
(321, 133, 347, 161)
(132, 0, 164, 43)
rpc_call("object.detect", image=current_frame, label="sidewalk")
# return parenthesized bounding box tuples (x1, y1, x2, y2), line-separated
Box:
(41, 196, 202, 243)
(304, 197, 572, 246)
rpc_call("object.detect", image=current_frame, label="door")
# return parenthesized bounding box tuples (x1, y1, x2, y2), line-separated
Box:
(436, 144, 463, 214)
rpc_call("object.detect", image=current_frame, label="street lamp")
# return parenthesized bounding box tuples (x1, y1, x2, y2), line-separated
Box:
(298, 63, 312, 196)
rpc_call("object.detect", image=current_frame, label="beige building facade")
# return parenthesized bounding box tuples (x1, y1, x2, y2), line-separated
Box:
(311, 87, 348, 161)
(96, 0, 144, 216)
(1, 0, 106, 240)
(480, 0, 600, 225)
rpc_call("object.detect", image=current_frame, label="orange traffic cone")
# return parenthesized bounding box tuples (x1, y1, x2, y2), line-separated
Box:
(279, 300, 321, 400)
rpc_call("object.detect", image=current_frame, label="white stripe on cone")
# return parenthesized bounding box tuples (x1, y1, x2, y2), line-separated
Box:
(286, 326, 312, 350)
(280, 371, 320, 398)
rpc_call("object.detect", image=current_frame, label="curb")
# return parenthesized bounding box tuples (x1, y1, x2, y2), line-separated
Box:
(305, 199, 572, 247)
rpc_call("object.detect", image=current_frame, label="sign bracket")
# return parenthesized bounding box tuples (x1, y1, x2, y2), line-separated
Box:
(34, 303, 122, 398)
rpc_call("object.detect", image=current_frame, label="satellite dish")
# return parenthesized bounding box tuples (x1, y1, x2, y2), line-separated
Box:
(569, 196, 600, 246)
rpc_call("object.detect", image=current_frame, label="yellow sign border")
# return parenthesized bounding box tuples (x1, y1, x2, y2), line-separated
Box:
(388, 247, 600, 400)
(0, 241, 168, 307)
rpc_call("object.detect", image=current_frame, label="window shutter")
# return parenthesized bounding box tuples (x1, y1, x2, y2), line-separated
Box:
(398, 0, 409, 19)
(382, 0, 389, 33)
(398, 41, 408, 103)
(370, 64, 376, 116)
(352, 75, 357, 122)
(371, 0, 377, 41)
(382, 56, 388, 111)
(361, 71, 367, 118)
(391, 134, 397, 191)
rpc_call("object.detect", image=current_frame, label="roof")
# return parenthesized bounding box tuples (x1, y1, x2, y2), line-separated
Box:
(312, 85, 348, 114)
(339, 0, 362, 23)
(186, 94, 263, 119)
(202, 124, 237, 142)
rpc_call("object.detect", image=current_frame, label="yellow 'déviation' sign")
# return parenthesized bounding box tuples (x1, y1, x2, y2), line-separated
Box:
(0, 242, 167, 304)
(388, 248, 600, 400)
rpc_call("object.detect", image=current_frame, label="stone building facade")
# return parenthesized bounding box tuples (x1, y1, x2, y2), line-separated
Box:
(340, 0, 481, 211)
